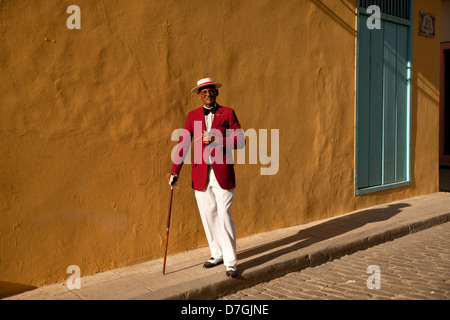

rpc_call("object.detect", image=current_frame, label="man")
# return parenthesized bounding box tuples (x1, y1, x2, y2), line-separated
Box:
(167, 78, 245, 277)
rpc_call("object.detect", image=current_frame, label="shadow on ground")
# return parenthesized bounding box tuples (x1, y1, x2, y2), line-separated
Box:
(237, 203, 411, 275)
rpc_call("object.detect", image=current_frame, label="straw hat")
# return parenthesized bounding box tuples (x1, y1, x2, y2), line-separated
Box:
(191, 78, 222, 93)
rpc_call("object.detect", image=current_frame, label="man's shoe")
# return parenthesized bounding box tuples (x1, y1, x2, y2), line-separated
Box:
(203, 257, 223, 268)
(226, 266, 238, 278)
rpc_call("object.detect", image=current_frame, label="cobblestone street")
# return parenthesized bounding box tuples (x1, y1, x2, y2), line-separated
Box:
(221, 222, 450, 300)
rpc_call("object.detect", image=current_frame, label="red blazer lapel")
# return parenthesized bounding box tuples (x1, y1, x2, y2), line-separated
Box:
(211, 105, 224, 129)
(192, 107, 206, 139)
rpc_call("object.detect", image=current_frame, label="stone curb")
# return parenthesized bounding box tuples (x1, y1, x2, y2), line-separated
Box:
(139, 212, 450, 300)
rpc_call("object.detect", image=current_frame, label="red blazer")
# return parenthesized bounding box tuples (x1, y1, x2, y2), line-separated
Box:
(171, 105, 245, 191)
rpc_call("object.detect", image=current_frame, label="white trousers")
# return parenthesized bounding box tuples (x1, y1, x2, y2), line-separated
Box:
(194, 167, 237, 268)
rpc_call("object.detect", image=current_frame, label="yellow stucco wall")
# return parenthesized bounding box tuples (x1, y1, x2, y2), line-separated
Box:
(0, 0, 441, 296)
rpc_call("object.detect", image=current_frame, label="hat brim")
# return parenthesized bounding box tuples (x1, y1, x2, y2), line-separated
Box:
(191, 82, 222, 93)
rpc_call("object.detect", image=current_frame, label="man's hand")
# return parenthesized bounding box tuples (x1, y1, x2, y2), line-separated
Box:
(166, 173, 178, 186)
(202, 130, 216, 145)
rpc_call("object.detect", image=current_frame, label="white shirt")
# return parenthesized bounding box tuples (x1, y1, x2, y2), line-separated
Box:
(203, 104, 216, 165)
(203, 104, 215, 132)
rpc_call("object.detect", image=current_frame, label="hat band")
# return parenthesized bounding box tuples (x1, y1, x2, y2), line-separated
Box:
(198, 81, 214, 86)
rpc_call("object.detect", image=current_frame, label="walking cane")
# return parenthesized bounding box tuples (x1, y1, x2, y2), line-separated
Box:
(163, 183, 174, 275)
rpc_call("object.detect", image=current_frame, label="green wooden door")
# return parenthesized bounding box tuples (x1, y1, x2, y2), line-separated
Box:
(355, 1, 412, 195)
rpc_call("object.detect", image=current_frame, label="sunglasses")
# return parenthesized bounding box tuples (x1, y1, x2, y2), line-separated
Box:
(199, 89, 217, 96)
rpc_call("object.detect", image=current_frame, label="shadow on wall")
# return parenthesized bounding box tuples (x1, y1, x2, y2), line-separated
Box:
(310, 0, 357, 36)
(236, 202, 411, 274)
(0, 281, 37, 299)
